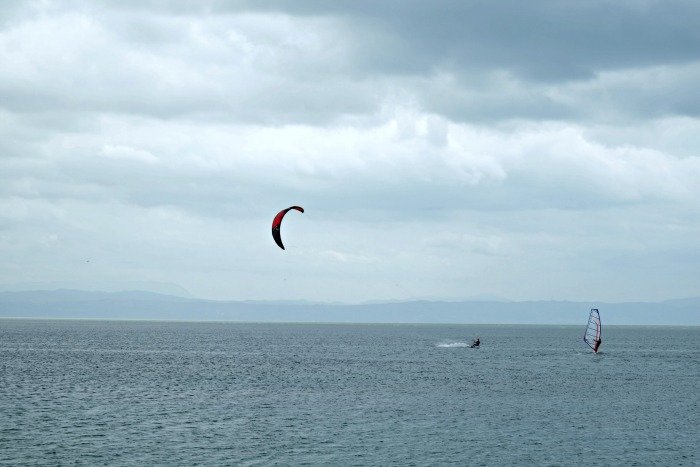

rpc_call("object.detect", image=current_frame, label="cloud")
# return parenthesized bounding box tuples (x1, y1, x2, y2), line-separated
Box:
(3, 1, 699, 126)
(0, 7, 376, 123)
(99, 144, 159, 164)
(0, 1, 698, 302)
(2, 92, 698, 220)
(227, 0, 700, 80)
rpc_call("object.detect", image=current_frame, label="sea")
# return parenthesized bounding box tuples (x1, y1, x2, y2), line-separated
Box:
(1, 320, 698, 466)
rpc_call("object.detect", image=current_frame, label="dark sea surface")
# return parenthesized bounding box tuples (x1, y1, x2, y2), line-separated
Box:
(1, 320, 698, 466)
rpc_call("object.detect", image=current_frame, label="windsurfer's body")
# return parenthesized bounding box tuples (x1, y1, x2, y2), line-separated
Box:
(593, 338, 601, 353)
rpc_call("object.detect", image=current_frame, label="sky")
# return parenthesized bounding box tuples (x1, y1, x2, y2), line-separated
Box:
(1, 0, 699, 303)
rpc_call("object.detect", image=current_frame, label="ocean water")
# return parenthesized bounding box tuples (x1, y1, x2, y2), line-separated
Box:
(0, 320, 698, 465)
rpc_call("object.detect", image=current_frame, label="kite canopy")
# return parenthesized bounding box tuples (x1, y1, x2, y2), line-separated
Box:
(272, 206, 304, 250)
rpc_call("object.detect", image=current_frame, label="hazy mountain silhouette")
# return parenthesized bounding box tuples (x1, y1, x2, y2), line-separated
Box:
(1, 290, 698, 325)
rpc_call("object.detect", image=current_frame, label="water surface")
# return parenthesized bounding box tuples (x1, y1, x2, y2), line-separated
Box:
(1, 320, 697, 465)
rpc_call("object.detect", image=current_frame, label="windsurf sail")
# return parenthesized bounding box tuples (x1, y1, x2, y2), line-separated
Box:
(583, 308, 602, 353)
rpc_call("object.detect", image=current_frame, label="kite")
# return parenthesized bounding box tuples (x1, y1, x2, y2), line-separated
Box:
(272, 206, 304, 250)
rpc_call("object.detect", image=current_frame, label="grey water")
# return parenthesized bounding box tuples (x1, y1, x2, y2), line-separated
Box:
(1, 320, 698, 465)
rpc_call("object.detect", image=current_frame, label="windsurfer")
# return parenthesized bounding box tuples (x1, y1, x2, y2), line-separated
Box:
(584, 308, 602, 353)
(593, 338, 601, 353)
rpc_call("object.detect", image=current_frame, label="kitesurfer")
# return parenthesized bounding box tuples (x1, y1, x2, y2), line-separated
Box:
(470, 337, 480, 348)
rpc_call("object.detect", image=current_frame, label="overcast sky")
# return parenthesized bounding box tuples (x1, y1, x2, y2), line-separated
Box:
(1, 0, 699, 302)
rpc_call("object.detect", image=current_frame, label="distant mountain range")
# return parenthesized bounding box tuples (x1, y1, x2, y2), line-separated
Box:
(0, 290, 698, 325)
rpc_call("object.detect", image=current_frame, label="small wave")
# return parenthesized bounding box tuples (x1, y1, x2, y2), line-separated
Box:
(437, 342, 469, 348)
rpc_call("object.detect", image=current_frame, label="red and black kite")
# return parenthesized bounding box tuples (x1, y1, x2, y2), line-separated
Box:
(272, 206, 304, 250)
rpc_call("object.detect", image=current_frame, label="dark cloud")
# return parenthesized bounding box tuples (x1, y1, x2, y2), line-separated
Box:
(226, 0, 700, 81)
(2, 1, 699, 125)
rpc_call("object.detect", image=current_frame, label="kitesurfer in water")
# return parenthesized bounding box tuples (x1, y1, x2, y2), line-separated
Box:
(470, 337, 480, 348)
